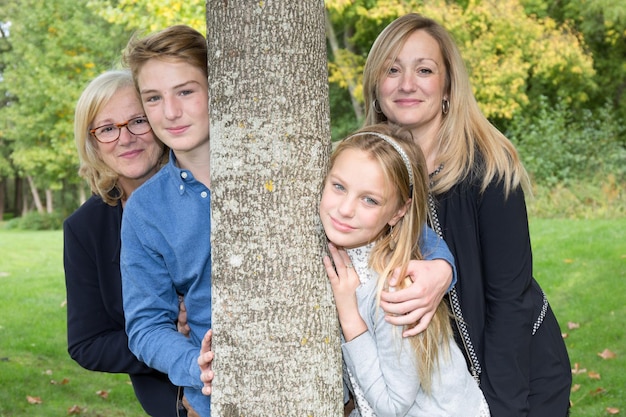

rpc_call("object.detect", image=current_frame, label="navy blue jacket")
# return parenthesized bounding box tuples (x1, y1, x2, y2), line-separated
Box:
(63, 195, 179, 416)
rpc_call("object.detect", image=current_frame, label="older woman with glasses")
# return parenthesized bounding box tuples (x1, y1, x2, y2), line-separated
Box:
(63, 69, 185, 416)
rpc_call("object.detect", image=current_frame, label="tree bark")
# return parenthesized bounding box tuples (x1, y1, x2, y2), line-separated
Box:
(207, 1, 342, 415)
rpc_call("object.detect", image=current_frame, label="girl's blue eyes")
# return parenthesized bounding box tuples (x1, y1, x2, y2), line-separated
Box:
(332, 183, 345, 192)
(332, 184, 379, 205)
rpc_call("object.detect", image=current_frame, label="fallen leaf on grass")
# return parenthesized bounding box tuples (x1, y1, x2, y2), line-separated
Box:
(26, 396, 42, 404)
(562, 333, 568, 339)
(588, 371, 601, 380)
(51, 378, 70, 385)
(598, 349, 617, 360)
(96, 390, 109, 399)
(67, 404, 84, 415)
(567, 322, 580, 330)
(591, 387, 607, 396)
(606, 407, 620, 415)
(563, 258, 574, 264)
(571, 384, 581, 392)
(572, 363, 587, 375)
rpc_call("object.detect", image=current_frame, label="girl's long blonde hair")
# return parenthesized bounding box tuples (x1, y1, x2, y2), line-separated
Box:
(331, 123, 452, 394)
(362, 13, 530, 197)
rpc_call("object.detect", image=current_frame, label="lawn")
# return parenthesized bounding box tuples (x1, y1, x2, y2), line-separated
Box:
(0, 230, 145, 417)
(0, 219, 624, 416)
(529, 218, 626, 416)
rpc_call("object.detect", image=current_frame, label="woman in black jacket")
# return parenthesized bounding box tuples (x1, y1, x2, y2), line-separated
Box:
(360, 14, 571, 416)
(64, 69, 180, 416)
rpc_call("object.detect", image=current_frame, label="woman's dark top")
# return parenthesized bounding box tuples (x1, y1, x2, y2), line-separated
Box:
(434, 166, 571, 416)
(63, 195, 179, 416)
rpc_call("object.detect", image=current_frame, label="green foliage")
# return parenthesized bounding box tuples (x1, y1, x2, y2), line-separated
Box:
(528, 175, 625, 219)
(3, 211, 65, 230)
(328, 83, 361, 141)
(0, 0, 624, 218)
(326, 0, 597, 123)
(0, 0, 133, 193)
(537, 0, 626, 126)
(92, 0, 206, 34)
(508, 96, 625, 187)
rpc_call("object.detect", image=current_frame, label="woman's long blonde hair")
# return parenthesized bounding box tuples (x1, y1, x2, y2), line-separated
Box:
(362, 13, 530, 197)
(73, 69, 166, 206)
(331, 123, 452, 394)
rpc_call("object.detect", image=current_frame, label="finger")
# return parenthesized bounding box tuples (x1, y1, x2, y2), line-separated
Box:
(380, 284, 427, 304)
(328, 244, 356, 275)
(200, 369, 214, 383)
(202, 385, 212, 396)
(327, 243, 342, 266)
(198, 350, 214, 368)
(383, 305, 425, 326)
(387, 267, 402, 287)
(379, 296, 425, 315)
(402, 310, 435, 337)
(323, 255, 339, 280)
(201, 329, 212, 349)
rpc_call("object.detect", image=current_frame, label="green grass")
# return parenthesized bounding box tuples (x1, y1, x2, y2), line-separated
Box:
(530, 218, 626, 416)
(0, 230, 145, 417)
(0, 220, 624, 416)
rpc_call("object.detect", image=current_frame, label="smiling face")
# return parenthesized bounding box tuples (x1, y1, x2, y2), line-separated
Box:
(378, 29, 447, 141)
(94, 86, 163, 195)
(319, 148, 407, 249)
(137, 58, 209, 156)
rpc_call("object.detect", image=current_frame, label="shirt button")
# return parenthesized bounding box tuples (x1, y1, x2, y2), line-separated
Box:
(201, 191, 208, 198)
(181, 172, 188, 179)
(179, 185, 184, 192)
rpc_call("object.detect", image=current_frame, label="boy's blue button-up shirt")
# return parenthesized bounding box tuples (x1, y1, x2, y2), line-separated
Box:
(122, 152, 211, 415)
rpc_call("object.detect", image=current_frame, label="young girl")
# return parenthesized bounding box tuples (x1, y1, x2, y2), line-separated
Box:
(320, 124, 489, 416)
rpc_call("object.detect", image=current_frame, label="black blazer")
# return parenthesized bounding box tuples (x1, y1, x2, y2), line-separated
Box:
(63, 195, 178, 416)
(435, 169, 571, 416)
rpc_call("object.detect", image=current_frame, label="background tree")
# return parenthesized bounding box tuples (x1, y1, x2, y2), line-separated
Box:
(533, 0, 626, 143)
(0, 0, 132, 216)
(0, 0, 623, 224)
(0, 21, 14, 219)
(326, 0, 596, 134)
(207, 1, 342, 415)
(95, 0, 206, 34)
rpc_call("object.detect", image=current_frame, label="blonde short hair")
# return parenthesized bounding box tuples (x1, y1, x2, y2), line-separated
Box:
(73, 70, 165, 205)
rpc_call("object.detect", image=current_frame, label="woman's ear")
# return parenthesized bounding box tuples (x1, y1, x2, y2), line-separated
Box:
(388, 198, 411, 227)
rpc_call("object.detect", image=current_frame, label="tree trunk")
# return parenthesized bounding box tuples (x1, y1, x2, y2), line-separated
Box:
(45, 188, 53, 213)
(207, 1, 342, 415)
(26, 175, 43, 214)
(14, 176, 23, 216)
(0, 177, 5, 220)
